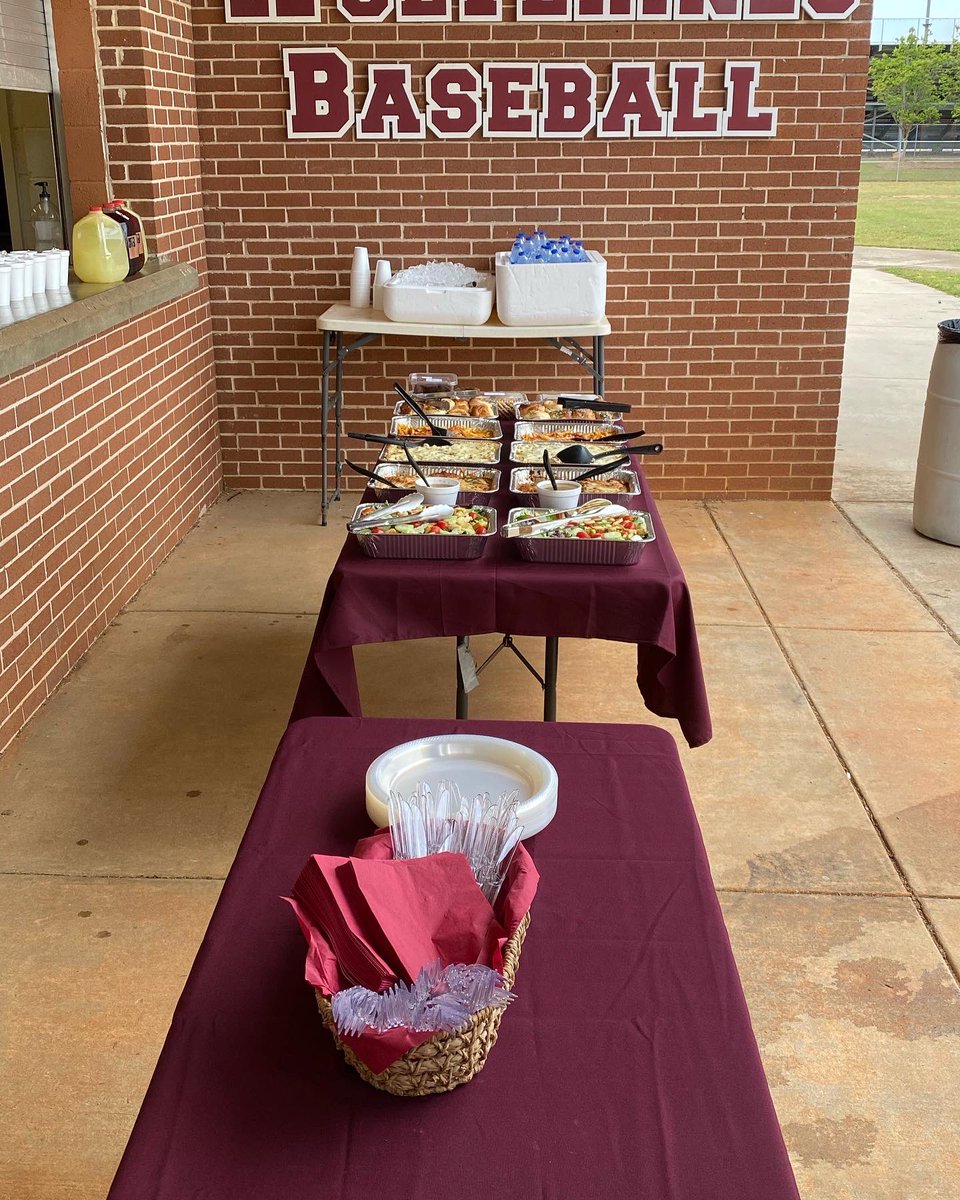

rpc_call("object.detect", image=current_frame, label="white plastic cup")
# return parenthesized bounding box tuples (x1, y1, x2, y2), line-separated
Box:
(43, 252, 60, 290)
(417, 477, 461, 507)
(349, 246, 371, 309)
(58, 249, 70, 288)
(536, 479, 582, 510)
(32, 254, 47, 293)
(0, 266, 11, 305)
(372, 258, 392, 310)
(21, 253, 43, 294)
(8, 259, 26, 301)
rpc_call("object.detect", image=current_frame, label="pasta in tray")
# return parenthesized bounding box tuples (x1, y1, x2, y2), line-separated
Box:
(511, 442, 620, 465)
(382, 441, 500, 464)
(515, 471, 632, 495)
(372, 468, 497, 492)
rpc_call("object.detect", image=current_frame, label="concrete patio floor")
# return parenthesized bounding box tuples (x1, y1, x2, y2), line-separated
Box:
(3, 272, 960, 1199)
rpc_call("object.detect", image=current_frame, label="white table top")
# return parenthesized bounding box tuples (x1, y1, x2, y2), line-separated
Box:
(317, 303, 611, 340)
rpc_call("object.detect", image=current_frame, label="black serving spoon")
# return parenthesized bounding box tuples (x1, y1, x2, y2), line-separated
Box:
(393, 384, 452, 444)
(559, 395, 632, 414)
(557, 438, 663, 465)
(345, 459, 408, 490)
(543, 448, 559, 491)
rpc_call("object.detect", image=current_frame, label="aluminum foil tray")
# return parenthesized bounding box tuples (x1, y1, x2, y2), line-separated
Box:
(390, 415, 503, 441)
(510, 441, 609, 465)
(536, 391, 603, 405)
(514, 399, 623, 422)
(381, 441, 502, 466)
(505, 507, 655, 566)
(369, 464, 501, 497)
(350, 504, 497, 560)
(393, 394, 502, 419)
(514, 420, 622, 443)
(509, 466, 640, 501)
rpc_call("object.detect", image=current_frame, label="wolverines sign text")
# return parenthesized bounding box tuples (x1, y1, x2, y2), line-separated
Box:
(225, 0, 861, 141)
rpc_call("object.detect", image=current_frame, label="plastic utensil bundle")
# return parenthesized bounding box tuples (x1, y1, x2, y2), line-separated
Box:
(388, 779, 524, 904)
(332, 959, 514, 1037)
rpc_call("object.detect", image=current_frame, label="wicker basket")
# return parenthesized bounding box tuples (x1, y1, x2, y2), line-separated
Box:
(316, 912, 531, 1097)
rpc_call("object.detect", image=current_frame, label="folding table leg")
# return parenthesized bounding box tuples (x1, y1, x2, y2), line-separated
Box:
(334, 331, 344, 503)
(456, 636, 470, 719)
(543, 637, 559, 721)
(320, 330, 331, 526)
(595, 335, 605, 396)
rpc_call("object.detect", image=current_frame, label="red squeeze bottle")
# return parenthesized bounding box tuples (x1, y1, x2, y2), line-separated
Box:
(103, 199, 147, 277)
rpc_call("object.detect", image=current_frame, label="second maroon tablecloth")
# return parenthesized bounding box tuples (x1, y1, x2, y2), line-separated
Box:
(293, 471, 712, 746)
(107, 715, 796, 1200)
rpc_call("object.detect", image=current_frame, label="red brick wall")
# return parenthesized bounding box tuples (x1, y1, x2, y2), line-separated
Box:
(0, 0, 221, 752)
(0, 291, 221, 753)
(191, 3, 870, 499)
(96, 0, 209, 268)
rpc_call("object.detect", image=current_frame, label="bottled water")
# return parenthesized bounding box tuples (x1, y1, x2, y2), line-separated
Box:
(506, 227, 588, 265)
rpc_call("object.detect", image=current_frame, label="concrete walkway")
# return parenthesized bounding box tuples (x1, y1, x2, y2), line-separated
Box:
(854, 244, 960, 271)
(836, 261, 959, 502)
(1, 275, 959, 1198)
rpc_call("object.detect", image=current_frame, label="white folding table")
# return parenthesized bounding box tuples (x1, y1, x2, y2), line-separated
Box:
(315, 304, 612, 525)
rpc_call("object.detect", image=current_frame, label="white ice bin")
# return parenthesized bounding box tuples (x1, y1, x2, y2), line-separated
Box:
(382, 273, 495, 326)
(495, 250, 607, 327)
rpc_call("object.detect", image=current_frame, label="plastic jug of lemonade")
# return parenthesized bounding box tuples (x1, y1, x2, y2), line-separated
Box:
(71, 207, 128, 284)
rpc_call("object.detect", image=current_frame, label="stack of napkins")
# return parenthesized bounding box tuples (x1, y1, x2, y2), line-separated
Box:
(286, 828, 539, 1072)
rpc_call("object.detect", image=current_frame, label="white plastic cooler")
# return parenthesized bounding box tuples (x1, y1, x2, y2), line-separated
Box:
(495, 250, 607, 327)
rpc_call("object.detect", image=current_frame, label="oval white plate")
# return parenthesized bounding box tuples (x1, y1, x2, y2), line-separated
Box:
(365, 734, 558, 839)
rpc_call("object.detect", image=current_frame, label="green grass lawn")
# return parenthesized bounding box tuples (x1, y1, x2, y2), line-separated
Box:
(882, 267, 960, 297)
(856, 160, 960, 252)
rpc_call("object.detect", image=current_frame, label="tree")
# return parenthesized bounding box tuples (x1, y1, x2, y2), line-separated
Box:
(869, 32, 953, 176)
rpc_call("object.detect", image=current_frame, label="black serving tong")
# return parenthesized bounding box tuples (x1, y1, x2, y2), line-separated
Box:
(345, 459, 407, 490)
(348, 430, 414, 447)
(557, 438, 663, 465)
(573, 454, 632, 481)
(559, 394, 632, 414)
(393, 384, 452, 445)
(402, 443, 432, 486)
(345, 431, 433, 486)
(588, 426, 646, 443)
(542, 448, 559, 491)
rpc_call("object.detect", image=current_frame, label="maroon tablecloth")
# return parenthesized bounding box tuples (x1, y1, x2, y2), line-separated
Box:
(293, 468, 712, 747)
(108, 716, 797, 1200)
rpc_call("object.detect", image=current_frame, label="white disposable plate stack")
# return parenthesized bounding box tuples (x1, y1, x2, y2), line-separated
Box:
(365, 734, 559, 838)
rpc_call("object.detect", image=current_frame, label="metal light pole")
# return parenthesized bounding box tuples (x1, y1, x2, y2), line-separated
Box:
(923, 0, 932, 42)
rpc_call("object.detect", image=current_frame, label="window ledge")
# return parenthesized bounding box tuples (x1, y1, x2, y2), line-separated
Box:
(0, 258, 200, 380)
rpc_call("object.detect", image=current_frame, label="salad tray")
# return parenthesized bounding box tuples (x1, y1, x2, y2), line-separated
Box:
(350, 503, 497, 560)
(505, 507, 655, 565)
